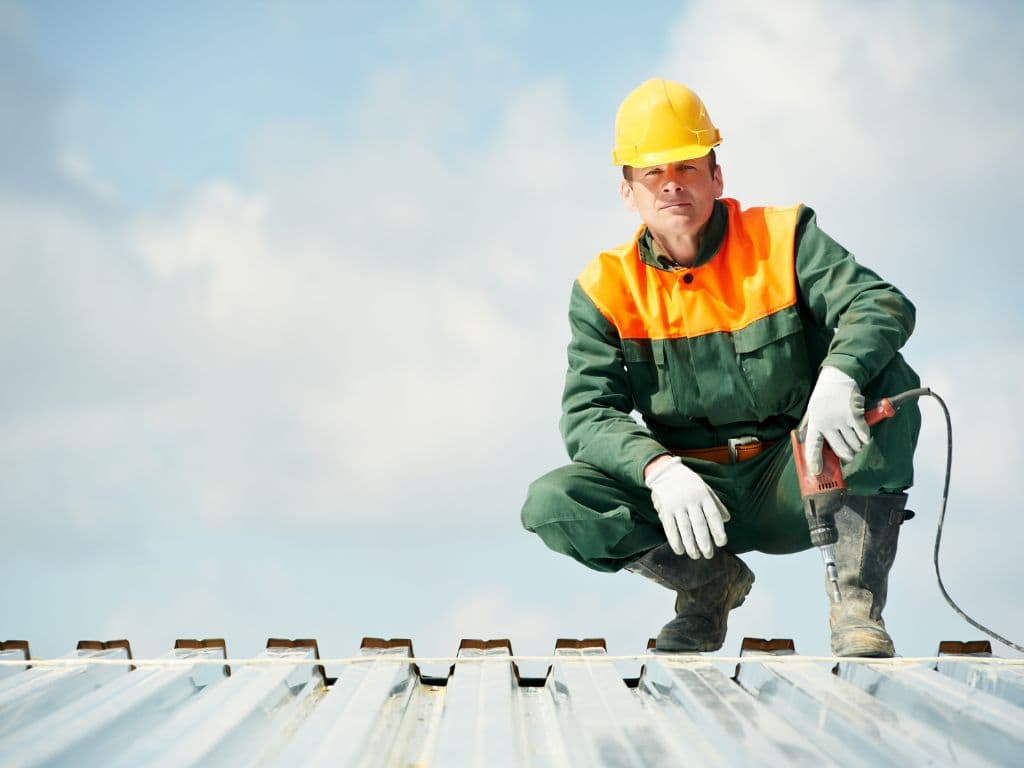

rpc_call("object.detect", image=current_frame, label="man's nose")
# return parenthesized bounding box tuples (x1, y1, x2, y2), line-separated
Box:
(661, 167, 684, 191)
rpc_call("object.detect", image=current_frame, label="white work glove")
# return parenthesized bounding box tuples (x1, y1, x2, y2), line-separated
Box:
(645, 456, 730, 559)
(804, 366, 870, 474)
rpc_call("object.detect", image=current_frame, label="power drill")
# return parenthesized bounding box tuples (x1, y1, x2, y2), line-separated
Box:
(790, 390, 926, 603)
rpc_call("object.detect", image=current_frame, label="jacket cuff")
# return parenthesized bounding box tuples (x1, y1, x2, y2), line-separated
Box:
(820, 355, 869, 389)
(634, 443, 671, 487)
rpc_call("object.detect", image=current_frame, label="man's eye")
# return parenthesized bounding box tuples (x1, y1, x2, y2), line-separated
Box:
(644, 169, 662, 177)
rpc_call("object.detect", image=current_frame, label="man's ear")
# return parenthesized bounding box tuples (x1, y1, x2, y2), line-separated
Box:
(713, 163, 724, 198)
(620, 178, 637, 212)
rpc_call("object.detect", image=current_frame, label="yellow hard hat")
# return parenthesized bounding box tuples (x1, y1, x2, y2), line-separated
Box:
(612, 78, 721, 167)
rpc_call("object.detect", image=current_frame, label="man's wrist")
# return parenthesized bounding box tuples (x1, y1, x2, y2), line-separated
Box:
(643, 453, 678, 484)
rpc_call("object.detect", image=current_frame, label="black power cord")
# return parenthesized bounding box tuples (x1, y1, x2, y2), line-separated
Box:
(911, 388, 1024, 654)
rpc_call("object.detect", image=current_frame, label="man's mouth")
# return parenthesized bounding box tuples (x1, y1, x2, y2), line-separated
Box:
(660, 201, 691, 210)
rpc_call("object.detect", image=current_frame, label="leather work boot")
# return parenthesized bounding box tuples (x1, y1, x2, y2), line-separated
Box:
(830, 492, 913, 657)
(626, 543, 755, 652)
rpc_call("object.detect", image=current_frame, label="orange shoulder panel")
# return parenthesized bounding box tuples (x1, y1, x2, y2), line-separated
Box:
(578, 199, 801, 340)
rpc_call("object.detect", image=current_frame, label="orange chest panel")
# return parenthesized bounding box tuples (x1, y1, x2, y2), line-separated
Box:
(579, 199, 801, 340)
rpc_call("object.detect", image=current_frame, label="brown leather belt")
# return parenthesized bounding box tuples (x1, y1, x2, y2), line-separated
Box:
(670, 437, 777, 465)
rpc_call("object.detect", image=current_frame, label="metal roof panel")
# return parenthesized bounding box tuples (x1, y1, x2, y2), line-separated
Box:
(1, 636, 1022, 767)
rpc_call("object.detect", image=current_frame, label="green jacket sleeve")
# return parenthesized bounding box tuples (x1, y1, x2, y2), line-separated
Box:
(559, 281, 668, 488)
(796, 206, 916, 387)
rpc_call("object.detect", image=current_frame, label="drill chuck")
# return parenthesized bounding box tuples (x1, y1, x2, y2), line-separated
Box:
(808, 523, 838, 549)
(807, 511, 842, 603)
(819, 543, 842, 603)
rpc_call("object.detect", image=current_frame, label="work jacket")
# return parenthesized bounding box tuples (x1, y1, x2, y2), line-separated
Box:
(560, 197, 918, 489)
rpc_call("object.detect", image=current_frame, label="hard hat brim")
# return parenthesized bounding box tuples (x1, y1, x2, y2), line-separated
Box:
(613, 141, 721, 168)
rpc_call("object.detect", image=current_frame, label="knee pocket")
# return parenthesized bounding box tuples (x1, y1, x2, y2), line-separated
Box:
(521, 465, 598, 530)
(521, 472, 564, 531)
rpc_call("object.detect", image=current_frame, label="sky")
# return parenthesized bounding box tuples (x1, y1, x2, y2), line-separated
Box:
(2, 0, 1023, 671)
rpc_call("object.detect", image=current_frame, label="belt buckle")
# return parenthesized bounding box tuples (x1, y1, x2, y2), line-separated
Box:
(727, 436, 759, 463)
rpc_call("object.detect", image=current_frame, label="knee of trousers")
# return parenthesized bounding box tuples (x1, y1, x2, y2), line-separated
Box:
(520, 467, 601, 570)
(521, 466, 575, 532)
(521, 462, 654, 527)
(520, 463, 660, 573)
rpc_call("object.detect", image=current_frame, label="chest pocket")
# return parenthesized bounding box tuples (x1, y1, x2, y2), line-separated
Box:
(621, 339, 676, 421)
(732, 306, 812, 421)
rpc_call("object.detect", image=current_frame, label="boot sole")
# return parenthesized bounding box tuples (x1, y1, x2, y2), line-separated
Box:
(832, 626, 895, 657)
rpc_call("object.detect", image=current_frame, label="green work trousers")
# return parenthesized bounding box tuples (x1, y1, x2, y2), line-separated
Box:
(522, 386, 920, 574)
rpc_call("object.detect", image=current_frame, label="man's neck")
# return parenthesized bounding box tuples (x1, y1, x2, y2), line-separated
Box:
(639, 200, 727, 272)
(650, 230, 704, 267)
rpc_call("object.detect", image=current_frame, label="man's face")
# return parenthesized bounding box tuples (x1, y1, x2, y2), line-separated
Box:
(620, 156, 723, 239)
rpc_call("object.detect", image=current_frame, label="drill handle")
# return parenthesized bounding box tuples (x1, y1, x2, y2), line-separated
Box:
(864, 397, 896, 426)
(863, 387, 931, 426)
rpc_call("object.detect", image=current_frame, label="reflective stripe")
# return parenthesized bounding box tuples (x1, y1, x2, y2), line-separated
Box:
(578, 198, 801, 340)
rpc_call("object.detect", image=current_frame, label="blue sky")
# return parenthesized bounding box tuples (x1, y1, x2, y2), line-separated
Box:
(21, 1, 682, 207)
(3, 0, 1023, 666)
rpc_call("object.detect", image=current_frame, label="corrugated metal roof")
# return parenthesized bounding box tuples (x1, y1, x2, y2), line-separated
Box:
(0, 636, 1022, 766)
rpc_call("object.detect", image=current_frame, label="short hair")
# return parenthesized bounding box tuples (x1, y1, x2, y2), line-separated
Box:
(623, 148, 718, 181)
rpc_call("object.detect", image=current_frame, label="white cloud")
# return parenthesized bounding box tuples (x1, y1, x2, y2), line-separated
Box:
(3, 73, 623, 531)
(58, 150, 117, 203)
(435, 588, 560, 651)
(136, 182, 267, 278)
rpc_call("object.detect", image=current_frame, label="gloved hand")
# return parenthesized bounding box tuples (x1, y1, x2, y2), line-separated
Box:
(644, 455, 730, 559)
(804, 366, 870, 474)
